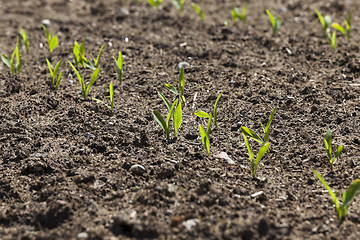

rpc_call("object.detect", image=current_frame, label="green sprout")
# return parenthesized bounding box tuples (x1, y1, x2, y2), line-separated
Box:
(231, 5, 247, 23)
(172, 0, 186, 12)
(332, 10, 353, 43)
(41, 24, 58, 54)
(312, 169, 360, 224)
(192, 3, 205, 21)
(73, 38, 88, 68)
(46, 58, 62, 91)
(93, 81, 114, 110)
(20, 28, 30, 53)
(241, 107, 276, 146)
(328, 31, 337, 50)
(153, 98, 182, 140)
(213, 91, 223, 127)
(113, 51, 124, 84)
(164, 66, 185, 105)
(195, 112, 212, 157)
(147, 0, 163, 8)
(68, 60, 100, 100)
(1, 37, 22, 74)
(314, 8, 331, 36)
(324, 129, 343, 171)
(266, 9, 281, 36)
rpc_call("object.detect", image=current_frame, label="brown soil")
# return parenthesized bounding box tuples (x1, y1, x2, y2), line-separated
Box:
(1, 0, 360, 239)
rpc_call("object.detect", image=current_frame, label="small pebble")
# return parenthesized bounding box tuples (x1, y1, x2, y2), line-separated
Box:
(41, 19, 51, 26)
(130, 164, 145, 176)
(77, 232, 88, 240)
(183, 219, 200, 231)
(178, 62, 190, 71)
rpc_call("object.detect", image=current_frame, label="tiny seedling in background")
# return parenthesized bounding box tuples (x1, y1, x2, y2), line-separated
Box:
(332, 10, 353, 43)
(312, 169, 360, 224)
(41, 24, 58, 54)
(192, 3, 205, 21)
(153, 98, 182, 140)
(242, 128, 270, 178)
(314, 8, 331, 36)
(93, 81, 114, 110)
(68, 60, 100, 100)
(266, 9, 281, 36)
(241, 107, 276, 146)
(73, 38, 88, 68)
(1, 37, 22, 74)
(194, 111, 212, 157)
(324, 129, 343, 170)
(231, 5, 247, 23)
(328, 31, 337, 50)
(46, 58, 62, 90)
(172, 0, 186, 12)
(113, 51, 124, 84)
(147, 0, 163, 8)
(20, 28, 30, 53)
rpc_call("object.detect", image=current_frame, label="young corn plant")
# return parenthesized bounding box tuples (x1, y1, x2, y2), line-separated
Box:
(324, 129, 343, 171)
(328, 31, 337, 50)
(20, 28, 30, 53)
(194, 112, 212, 157)
(93, 81, 114, 110)
(332, 10, 353, 43)
(312, 169, 360, 224)
(153, 98, 182, 140)
(231, 5, 247, 23)
(46, 58, 62, 90)
(73, 38, 88, 68)
(113, 51, 124, 84)
(192, 3, 205, 21)
(314, 8, 332, 36)
(68, 60, 100, 100)
(147, 0, 163, 8)
(266, 9, 281, 36)
(1, 37, 22, 74)
(241, 107, 276, 146)
(41, 24, 58, 54)
(172, 0, 186, 12)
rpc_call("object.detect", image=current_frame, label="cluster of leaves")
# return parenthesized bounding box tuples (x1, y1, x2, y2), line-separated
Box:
(231, 5, 247, 23)
(192, 3, 205, 21)
(324, 129, 344, 171)
(46, 58, 62, 90)
(42, 24, 58, 54)
(266, 9, 281, 36)
(172, 0, 186, 12)
(73, 38, 105, 70)
(113, 51, 124, 84)
(1, 37, 22, 74)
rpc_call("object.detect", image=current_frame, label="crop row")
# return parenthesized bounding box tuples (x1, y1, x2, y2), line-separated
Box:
(1, 4, 359, 227)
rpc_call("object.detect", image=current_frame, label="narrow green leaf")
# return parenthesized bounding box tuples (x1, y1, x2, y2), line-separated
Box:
(110, 81, 114, 110)
(54, 60, 61, 77)
(165, 84, 179, 95)
(334, 145, 343, 159)
(199, 124, 206, 145)
(325, 129, 332, 159)
(41, 24, 50, 39)
(179, 66, 185, 97)
(342, 179, 360, 209)
(55, 72, 62, 91)
(95, 43, 105, 68)
(312, 169, 340, 209)
(158, 92, 171, 111)
(242, 132, 254, 164)
(264, 107, 276, 142)
(46, 58, 53, 77)
(253, 142, 270, 177)
(1, 54, 11, 69)
(266, 9, 275, 27)
(153, 110, 168, 138)
(332, 23, 346, 35)
(173, 99, 182, 138)
(213, 91, 223, 127)
(194, 111, 210, 118)
(49, 35, 58, 53)
(206, 113, 212, 136)
(241, 126, 264, 145)
(85, 68, 100, 99)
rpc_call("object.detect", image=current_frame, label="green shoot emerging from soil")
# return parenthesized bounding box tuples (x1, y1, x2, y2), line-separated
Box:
(332, 10, 353, 43)
(68, 60, 100, 100)
(1, 37, 22, 74)
(324, 129, 343, 171)
(172, 0, 186, 12)
(93, 81, 114, 111)
(328, 31, 337, 50)
(192, 3, 205, 21)
(73, 38, 88, 69)
(113, 51, 124, 84)
(231, 5, 247, 23)
(195, 112, 212, 157)
(314, 8, 331, 36)
(41, 24, 58, 54)
(266, 9, 281, 36)
(20, 28, 30, 53)
(46, 58, 62, 90)
(147, 0, 163, 8)
(312, 169, 360, 224)
(153, 98, 182, 140)
(164, 66, 185, 105)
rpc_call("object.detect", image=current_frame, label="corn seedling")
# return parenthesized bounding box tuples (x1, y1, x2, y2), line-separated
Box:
(192, 3, 205, 21)
(242, 129, 270, 178)
(93, 81, 114, 110)
(46, 58, 62, 90)
(332, 10, 353, 43)
(231, 5, 247, 23)
(328, 31, 337, 50)
(153, 98, 182, 140)
(312, 169, 360, 224)
(113, 51, 124, 84)
(314, 8, 331, 36)
(324, 129, 343, 171)
(20, 28, 30, 53)
(197, 112, 212, 157)
(147, 0, 163, 8)
(41, 24, 58, 54)
(266, 9, 281, 36)
(73, 38, 88, 68)
(1, 37, 22, 74)
(172, 0, 186, 12)
(241, 107, 276, 146)
(68, 60, 100, 100)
